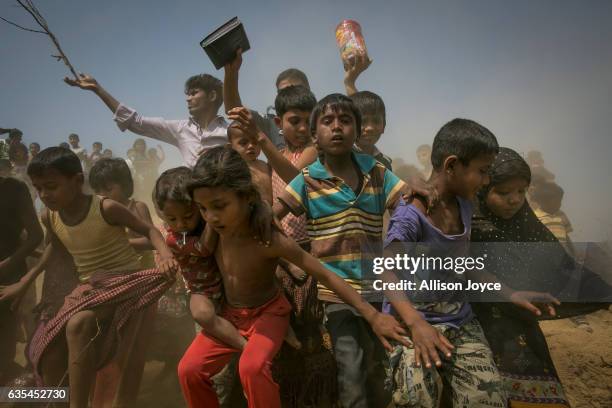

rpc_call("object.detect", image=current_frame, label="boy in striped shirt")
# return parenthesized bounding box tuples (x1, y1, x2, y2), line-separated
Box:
(274, 94, 410, 408)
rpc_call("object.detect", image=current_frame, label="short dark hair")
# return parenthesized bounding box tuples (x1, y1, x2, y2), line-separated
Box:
(531, 181, 564, 206)
(89, 158, 134, 198)
(310, 93, 362, 139)
(274, 85, 317, 118)
(153, 167, 193, 211)
(30, 142, 40, 149)
(431, 118, 499, 169)
(351, 91, 386, 126)
(27, 147, 82, 178)
(68, 133, 79, 140)
(275, 68, 310, 89)
(184, 74, 223, 111)
(93, 141, 102, 147)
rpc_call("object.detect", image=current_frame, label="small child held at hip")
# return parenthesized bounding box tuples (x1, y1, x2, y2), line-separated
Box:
(153, 167, 247, 351)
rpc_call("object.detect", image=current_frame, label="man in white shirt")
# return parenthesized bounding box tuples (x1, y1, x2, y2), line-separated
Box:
(65, 73, 228, 168)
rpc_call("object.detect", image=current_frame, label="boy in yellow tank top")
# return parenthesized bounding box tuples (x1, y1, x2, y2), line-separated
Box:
(2, 147, 179, 408)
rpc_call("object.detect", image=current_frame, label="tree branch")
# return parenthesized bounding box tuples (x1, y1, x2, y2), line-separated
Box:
(9, 0, 79, 79)
(0, 16, 46, 33)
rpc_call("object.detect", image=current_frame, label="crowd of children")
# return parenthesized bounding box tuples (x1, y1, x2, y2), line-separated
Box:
(1, 34, 611, 408)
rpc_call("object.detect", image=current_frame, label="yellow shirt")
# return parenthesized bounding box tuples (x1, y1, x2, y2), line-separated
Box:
(48, 195, 141, 282)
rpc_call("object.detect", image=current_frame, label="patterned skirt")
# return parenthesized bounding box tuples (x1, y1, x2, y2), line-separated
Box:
(28, 268, 172, 382)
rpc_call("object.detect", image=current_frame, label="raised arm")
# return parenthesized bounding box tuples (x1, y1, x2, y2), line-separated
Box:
(223, 49, 244, 113)
(65, 73, 120, 113)
(343, 54, 372, 96)
(228, 107, 317, 183)
(65, 74, 178, 146)
(256, 131, 317, 183)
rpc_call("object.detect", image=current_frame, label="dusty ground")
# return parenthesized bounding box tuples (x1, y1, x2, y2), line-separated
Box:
(11, 309, 611, 407)
(540, 307, 612, 408)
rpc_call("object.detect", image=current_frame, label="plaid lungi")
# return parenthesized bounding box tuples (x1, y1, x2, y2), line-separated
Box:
(28, 268, 172, 381)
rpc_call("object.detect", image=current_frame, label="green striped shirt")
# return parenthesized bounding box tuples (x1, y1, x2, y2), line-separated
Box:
(279, 152, 405, 303)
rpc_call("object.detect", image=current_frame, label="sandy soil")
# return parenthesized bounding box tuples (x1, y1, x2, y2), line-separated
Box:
(539, 307, 612, 408)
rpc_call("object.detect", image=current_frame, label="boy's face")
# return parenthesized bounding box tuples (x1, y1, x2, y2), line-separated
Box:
(228, 128, 261, 162)
(68, 135, 79, 148)
(160, 199, 201, 233)
(29, 144, 40, 156)
(448, 153, 495, 200)
(485, 177, 529, 219)
(192, 186, 250, 237)
(94, 182, 126, 204)
(276, 109, 311, 149)
(315, 107, 357, 157)
(357, 114, 384, 150)
(417, 148, 431, 167)
(93, 144, 102, 152)
(30, 169, 83, 211)
(186, 88, 215, 116)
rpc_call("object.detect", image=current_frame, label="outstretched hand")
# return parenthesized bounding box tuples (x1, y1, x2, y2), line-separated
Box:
(510, 291, 560, 317)
(369, 312, 410, 351)
(64, 73, 100, 91)
(409, 319, 454, 368)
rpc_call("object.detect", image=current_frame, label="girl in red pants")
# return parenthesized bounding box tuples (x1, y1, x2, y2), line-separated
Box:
(178, 146, 410, 408)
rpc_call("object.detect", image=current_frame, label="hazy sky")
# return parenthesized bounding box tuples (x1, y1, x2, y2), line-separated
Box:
(2, 0, 611, 241)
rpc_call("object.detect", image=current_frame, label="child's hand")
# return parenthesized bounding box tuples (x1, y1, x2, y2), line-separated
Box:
(369, 312, 410, 351)
(157, 255, 180, 281)
(510, 291, 560, 317)
(409, 319, 454, 368)
(64, 73, 100, 92)
(344, 53, 372, 83)
(224, 48, 243, 75)
(228, 107, 261, 142)
(0, 281, 27, 311)
(402, 178, 439, 215)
